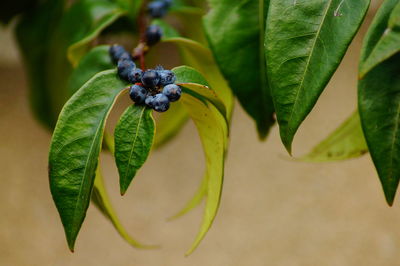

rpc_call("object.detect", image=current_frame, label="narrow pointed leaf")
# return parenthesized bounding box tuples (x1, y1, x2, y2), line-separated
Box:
(115, 105, 155, 195)
(359, 1, 400, 77)
(358, 0, 400, 206)
(301, 111, 368, 162)
(49, 70, 127, 251)
(67, 45, 114, 96)
(266, 0, 370, 153)
(92, 167, 158, 249)
(204, 0, 275, 138)
(167, 173, 208, 221)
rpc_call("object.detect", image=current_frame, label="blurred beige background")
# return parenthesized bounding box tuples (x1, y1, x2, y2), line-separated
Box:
(2, 2, 400, 265)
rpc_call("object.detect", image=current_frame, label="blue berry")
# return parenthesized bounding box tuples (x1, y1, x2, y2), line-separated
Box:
(145, 95, 156, 108)
(118, 58, 136, 81)
(127, 68, 143, 84)
(158, 70, 176, 86)
(145, 25, 163, 46)
(147, 1, 168, 18)
(141, 70, 160, 88)
(162, 84, 181, 102)
(153, 93, 170, 112)
(109, 45, 131, 64)
(129, 85, 148, 104)
(163, 0, 173, 8)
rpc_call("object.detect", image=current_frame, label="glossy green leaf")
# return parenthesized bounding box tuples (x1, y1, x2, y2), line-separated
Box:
(173, 66, 228, 122)
(49, 70, 127, 251)
(174, 66, 227, 255)
(167, 173, 208, 221)
(68, 45, 114, 96)
(358, 0, 400, 206)
(92, 167, 158, 249)
(204, 0, 274, 138)
(163, 38, 233, 117)
(67, 0, 127, 66)
(301, 111, 368, 162)
(153, 102, 189, 149)
(115, 105, 155, 195)
(359, 1, 400, 77)
(266, 0, 370, 153)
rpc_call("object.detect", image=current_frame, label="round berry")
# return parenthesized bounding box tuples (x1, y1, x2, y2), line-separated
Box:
(117, 58, 136, 81)
(129, 85, 148, 104)
(153, 93, 170, 112)
(141, 69, 160, 88)
(109, 44, 127, 64)
(158, 70, 176, 86)
(145, 25, 163, 46)
(147, 1, 168, 18)
(145, 95, 156, 108)
(162, 84, 181, 102)
(127, 68, 143, 84)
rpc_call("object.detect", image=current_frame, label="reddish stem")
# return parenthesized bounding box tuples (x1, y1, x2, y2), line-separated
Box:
(136, 3, 148, 70)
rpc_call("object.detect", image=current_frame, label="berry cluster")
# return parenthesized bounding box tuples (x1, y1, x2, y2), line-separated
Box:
(109, 44, 182, 112)
(147, 0, 172, 18)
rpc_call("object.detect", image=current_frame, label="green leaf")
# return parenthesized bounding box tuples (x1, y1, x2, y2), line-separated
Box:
(358, 0, 400, 206)
(92, 167, 158, 249)
(359, 1, 400, 77)
(114, 105, 155, 195)
(167, 173, 207, 221)
(173, 66, 228, 122)
(49, 70, 127, 251)
(68, 45, 114, 96)
(301, 111, 368, 162)
(66, 0, 127, 66)
(265, 0, 370, 153)
(162, 37, 233, 118)
(153, 102, 189, 149)
(174, 66, 228, 255)
(203, 0, 274, 138)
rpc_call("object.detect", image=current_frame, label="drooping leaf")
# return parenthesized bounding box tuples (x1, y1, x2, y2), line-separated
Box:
(92, 167, 158, 249)
(358, 0, 400, 206)
(49, 70, 127, 251)
(68, 45, 114, 96)
(115, 105, 155, 195)
(204, 0, 275, 138)
(173, 67, 228, 255)
(153, 102, 189, 149)
(66, 0, 127, 66)
(265, 0, 370, 153)
(359, 1, 400, 77)
(301, 111, 368, 162)
(167, 173, 208, 221)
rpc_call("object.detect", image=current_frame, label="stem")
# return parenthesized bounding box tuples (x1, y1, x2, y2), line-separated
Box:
(135, 2, 148, 70)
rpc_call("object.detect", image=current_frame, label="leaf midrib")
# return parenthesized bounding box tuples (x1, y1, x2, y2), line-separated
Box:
(259, 0, 268, 114)
(285, 0, 333, 140)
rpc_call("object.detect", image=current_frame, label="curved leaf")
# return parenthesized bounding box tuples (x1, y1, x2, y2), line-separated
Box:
(266, 0, 370, 153)
(301, 111, 368, 162)
(67, 0, 127, 66)
(92, 167, 158, 249)
(359, 1, 400, 77)
(204, 0, 274, 138)
(115, 105, 155, 195)
(68, 45, 114, 96)
(358, 0, 400, 206)
(49, 70, 127, 251)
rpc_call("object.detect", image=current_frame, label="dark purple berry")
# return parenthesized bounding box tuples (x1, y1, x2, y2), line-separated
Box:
(127, 68, 143, 84)
(145, 25, 163, 46)
(162, 84, 181, 102)
(145, 95, 156, 108)
(141, 70, 160, 88)
(129, 85, 148, 104)
(158, 70, 176, 86)
(153, 93, 170, 112)
(147, 1, 168, 18)
(117, 58, 136, 81)
(109, 45, 131, 64)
